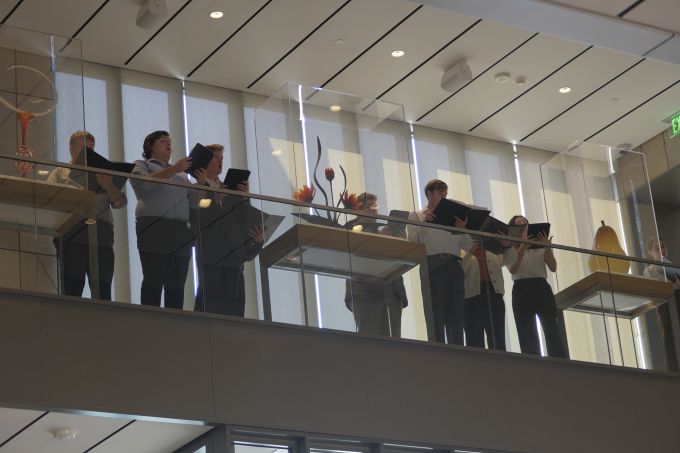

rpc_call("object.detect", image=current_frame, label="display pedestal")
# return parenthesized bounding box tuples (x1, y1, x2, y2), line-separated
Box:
(259, 223, 426, 321)
(556, 271, 680, 371)
(0, 175, 95, 235)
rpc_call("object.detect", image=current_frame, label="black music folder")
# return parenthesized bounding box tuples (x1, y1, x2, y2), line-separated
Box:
(74, 147, 135, 191)
(224, 168, 251, 190)
(480, 216, 511, 255)
(187, 143, 214, 176)
(430, 198, 470, 227)
(527, 222, 551, 248)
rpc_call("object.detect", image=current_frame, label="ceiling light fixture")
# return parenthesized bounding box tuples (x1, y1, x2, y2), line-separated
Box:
(494, 72, 510, 84)
(329, 105, 342, 112)
(513, 76, 527, 86)
(210, 11, 224, 19)
(52, 428, 77, 441)
(559, 86, 572, 93)
(391, 50, 405, 58)
(334, 38, 344, 45)
(271, 149, 283, 156)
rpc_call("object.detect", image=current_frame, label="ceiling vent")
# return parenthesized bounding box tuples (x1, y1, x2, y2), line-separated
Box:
(441, 59, 472, 92)
(136, 0, 168, 29)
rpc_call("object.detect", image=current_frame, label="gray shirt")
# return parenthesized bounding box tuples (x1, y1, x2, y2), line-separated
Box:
(46, 166, 127, 225)
(406, 209, 472, 256)
(131, 159, 192, 221)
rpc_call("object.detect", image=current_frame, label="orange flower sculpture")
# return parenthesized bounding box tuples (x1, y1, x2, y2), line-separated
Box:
(293, 184, 316, 203)
(292, 136, 360, 226)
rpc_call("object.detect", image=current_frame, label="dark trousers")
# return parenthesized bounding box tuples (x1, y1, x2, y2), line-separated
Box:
(512, 278, 567, 358)
(464, 282, 506, 351)
(55, 222, 114, 300)
(423, 254, 465, 345)
(350, 285, 402, 337)
(195, 264, 246, 317)
(137, 217, 192, 310)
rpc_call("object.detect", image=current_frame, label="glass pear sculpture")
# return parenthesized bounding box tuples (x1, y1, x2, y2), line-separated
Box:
(587, 220, 630, 273)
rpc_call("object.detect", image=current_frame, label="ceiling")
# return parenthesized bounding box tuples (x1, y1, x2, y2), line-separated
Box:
(0, 406, 212, 452)
(1, 0, 679, 153)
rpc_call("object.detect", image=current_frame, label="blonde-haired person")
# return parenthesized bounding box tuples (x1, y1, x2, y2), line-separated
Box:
(48, 131, 127, 300)
(344, 193, 407, 336)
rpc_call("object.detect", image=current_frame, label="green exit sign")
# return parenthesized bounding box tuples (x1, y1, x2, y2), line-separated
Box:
(670, 112, 680, 139)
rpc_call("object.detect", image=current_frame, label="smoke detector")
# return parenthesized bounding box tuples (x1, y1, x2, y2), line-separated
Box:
(494, 72, 511, 84)
(136, 0, 168, 29)
(616, 143, 633, 151)
(513, 76, 527, 86)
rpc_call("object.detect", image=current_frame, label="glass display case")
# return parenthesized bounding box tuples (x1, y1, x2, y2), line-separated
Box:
(253, 83, 417, 331)
(0, 25, 85, 294)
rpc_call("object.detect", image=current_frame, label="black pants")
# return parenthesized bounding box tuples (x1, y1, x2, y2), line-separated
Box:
(55, 222, 114, 300)
(348, 281, 402, 337)
(137, 217, 192, 310)
(512, 278, 567, 358)
(422, 254, 465, 345)
(195, 264, 246, 317)
(464, 282, 506, 351)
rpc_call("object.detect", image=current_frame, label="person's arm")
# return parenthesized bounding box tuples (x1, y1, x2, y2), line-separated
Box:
(243, 224, 264, 261)
(149, 157, 191, 180)
(95, 174, 127, 208)
(406, 211, 421, 242)
(537, 231, 557, 272)
(502, 245, 518, 266)
(508, 243, 529, 274)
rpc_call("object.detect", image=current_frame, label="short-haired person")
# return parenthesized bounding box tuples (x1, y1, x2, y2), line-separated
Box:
(461, 236, 516, 350)
(131, 130, 201, 309)
(49, 131, 127, 300)
(344, 193, 408, 337)
(194, 144, 263, 317)
(643, 238, 679, 282)
(506, 215, 566, 358)
(407, 179, 471, 345)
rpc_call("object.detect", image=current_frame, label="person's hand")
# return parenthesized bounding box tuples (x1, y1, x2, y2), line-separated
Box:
(95, 173, 115, 190)
(423, 208, 435, 222)
(536, 231, 553, 244)
(454, 216, 467, 228)
(248, 224, 265, 243)
(172, 156, 191, 174)
(194, 168, 207, 186)
(236, 181, 249, 192)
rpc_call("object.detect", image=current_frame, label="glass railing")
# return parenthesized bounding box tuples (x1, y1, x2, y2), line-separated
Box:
(1, 154, 679, 374)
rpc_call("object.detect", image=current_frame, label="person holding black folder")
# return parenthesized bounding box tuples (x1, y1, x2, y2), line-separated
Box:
(506, 215, 566, 358)
(193, 144, 264, 317)
(461, 233, 516, 351)
(131, 130, 198, 310)
(48, 131, 127, 300)
(344, 193, 408, 337)
(406, 179, 471, 345)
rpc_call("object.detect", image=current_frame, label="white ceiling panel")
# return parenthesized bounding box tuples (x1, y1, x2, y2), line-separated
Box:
(128, 0, 269, 79)
(89, 420, 211, 453)
(588, 79, 680, 148)
(323, 4, 479, 100)
(625, 0, 680, 33)
(0, 407, 45, 444)
(189, 0, 344, 91)
(474, 46, 641, 144)
(1, 411, 128, 452)
(4, 0, 100, 38)
(523, 59, 680, 151)
(422, 33, 589, 133)
(382, 19, 534, 123)
(248, 0, 417, 95)
(77, 0, 189, 67)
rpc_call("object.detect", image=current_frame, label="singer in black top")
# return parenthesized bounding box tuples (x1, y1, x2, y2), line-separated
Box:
(194, 144, 263, 317)
(48, 131, 127, 300)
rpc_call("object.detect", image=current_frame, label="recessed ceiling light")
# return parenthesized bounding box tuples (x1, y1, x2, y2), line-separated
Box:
(329, 105, 342, 112)
(391, 50, 405, 58)
(272, 149, 283, 156)
(52, 428, 77, 440)
(513, 76, 527, 86)
(210, 11, 223, 19)
(494, 72, 510, 84)
(334, 38, 344, 45)
(559, 86, 571, 93)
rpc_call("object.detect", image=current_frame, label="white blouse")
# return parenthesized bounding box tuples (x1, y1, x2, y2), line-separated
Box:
(509, 247, 548, 280)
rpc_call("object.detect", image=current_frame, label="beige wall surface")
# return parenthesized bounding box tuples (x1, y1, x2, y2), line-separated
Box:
(2, 290, 680, 453)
